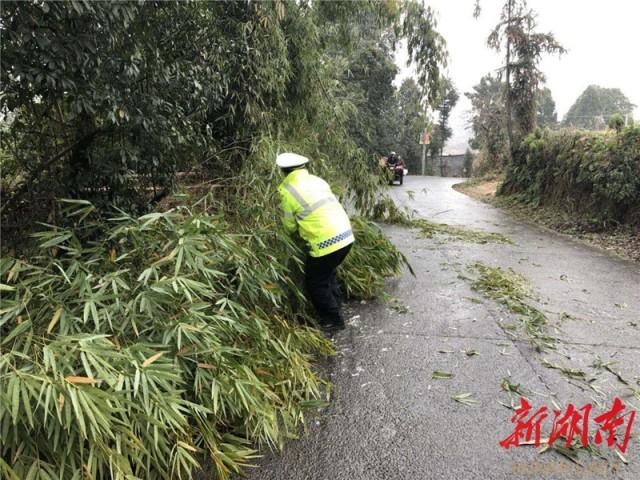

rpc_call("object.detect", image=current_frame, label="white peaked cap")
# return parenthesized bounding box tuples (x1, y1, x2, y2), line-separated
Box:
(276, 152, 309, 168)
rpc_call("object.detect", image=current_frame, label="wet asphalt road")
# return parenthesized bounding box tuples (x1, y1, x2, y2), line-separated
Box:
(244, 176, 640, 480)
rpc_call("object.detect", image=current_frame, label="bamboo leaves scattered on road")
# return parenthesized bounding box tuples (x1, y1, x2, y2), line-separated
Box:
(451, 392, 479, 406)
(372, 196, 513, 245)
(468, 262, 556, 352)
(413, 219, 513, 245)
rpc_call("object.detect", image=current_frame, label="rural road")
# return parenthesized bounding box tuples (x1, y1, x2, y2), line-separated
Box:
(244, 176, 640, 480)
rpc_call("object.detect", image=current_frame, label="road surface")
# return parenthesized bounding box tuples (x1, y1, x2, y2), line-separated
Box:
(243, 176, 640, 480)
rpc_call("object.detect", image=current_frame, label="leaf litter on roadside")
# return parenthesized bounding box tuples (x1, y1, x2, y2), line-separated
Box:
(412, 219, 513, 245)
(501, 377, 526, 396)
(468, 262, 556, 352)
(371, 200, 513, 245)
(518, 435, 607, 466)
(542, 359, 587, 380)
(432, 371, 454, 379)
(464, 296, 484, 304)
(591, 356, 640, 400)
(451, 392, 478, 406)
(591, 356, 629, 385)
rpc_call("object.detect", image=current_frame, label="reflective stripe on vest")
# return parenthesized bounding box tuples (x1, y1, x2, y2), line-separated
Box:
(317, 229, 353, 250)
(284, 184, 338, 220)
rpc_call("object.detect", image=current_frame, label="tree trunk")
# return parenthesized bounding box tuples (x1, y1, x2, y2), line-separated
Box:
(505, 0, 514, 161)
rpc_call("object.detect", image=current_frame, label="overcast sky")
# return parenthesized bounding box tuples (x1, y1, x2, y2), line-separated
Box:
(395, 0, 640, 154)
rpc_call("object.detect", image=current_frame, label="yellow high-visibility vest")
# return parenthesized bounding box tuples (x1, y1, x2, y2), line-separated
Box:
(278, 168, 354, 257)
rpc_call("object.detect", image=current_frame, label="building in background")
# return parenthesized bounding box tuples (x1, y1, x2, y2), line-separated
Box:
(431, 149, 467, 177)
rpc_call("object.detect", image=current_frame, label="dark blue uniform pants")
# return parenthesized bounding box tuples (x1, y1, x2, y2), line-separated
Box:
(305, 244, 352, 327)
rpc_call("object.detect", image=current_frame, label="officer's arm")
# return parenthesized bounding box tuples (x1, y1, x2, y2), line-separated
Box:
(279, 189, 299, 234)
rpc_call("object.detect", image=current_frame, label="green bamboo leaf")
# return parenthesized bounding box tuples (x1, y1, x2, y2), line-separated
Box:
(47, 307, 63, 334)
(67, 388, 87, 438)
(42, 384, 53, 422)
(139, 212, 165, 229)
(59, 198, 92, 205)
(83, 301, 92, 323)
(21, 380, 34, 428)
(133, 368, 141, 397)
(615, 449, 628, 464)
(0, 457, 21, 480)
(175, 246, 184, 276)
(9, 375, 20, 424)
(2, 319, 32, 345)
(451, 392, 479, 406)
(38, 232, 73, 248)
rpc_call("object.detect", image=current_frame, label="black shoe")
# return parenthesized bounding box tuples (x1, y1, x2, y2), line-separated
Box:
(331, 320, 346, 331)
(320, 321, 345, 336)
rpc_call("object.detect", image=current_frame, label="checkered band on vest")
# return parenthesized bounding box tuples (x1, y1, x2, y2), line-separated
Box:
(317, 230, 353, 249)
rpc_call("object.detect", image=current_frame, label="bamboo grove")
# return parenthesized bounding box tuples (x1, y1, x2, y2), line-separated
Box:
(0, 1, 447, 478)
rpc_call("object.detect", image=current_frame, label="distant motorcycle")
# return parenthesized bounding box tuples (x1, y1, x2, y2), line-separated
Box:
(388, 164, 407, 186)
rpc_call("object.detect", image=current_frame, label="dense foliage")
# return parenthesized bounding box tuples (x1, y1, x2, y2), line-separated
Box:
(500, 126, 640, 228)
(340, 217, 410, 299)
(608, 113, 625, 133)
(475, 0, 563, 156)
(0, 200, 324, 479)
(0, 0, 444, 244)
(1, 1, 447, 478)
(466, 74, 509, 172)
(467, 75, 559, 173)
(563, 85, 635, 130)
(536, 87, 558, 128)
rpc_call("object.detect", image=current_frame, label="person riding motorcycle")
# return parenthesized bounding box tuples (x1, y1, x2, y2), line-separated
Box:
(386, 151, 398, 167)
(385, 151, 404, 185)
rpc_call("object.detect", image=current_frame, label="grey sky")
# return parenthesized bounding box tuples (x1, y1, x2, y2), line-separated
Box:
(396, 0, 640, 154)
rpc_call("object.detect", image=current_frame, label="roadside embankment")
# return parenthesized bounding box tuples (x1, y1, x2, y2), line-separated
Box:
(454, 126, 640, 262)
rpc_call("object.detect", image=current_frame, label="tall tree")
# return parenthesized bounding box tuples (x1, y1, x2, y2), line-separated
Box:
(478, 1, 564, 149)
(563, 85, 635, 130)
(428, 78, 458, 175)
(466, 74, 509, 170)
(401, 0, 448, 108)
(342, 42, 400, 155)
(397, 78, 429, 173)
(463, 148, 474, 177)
(536, 87, 558, 128)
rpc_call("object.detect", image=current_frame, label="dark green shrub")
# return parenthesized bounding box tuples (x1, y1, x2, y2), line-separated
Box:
(608, 113, 625, 133)
(501, 127, 640, 228)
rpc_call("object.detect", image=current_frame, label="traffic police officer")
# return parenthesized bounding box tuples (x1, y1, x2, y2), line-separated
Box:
(276, 152, 354, 330)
